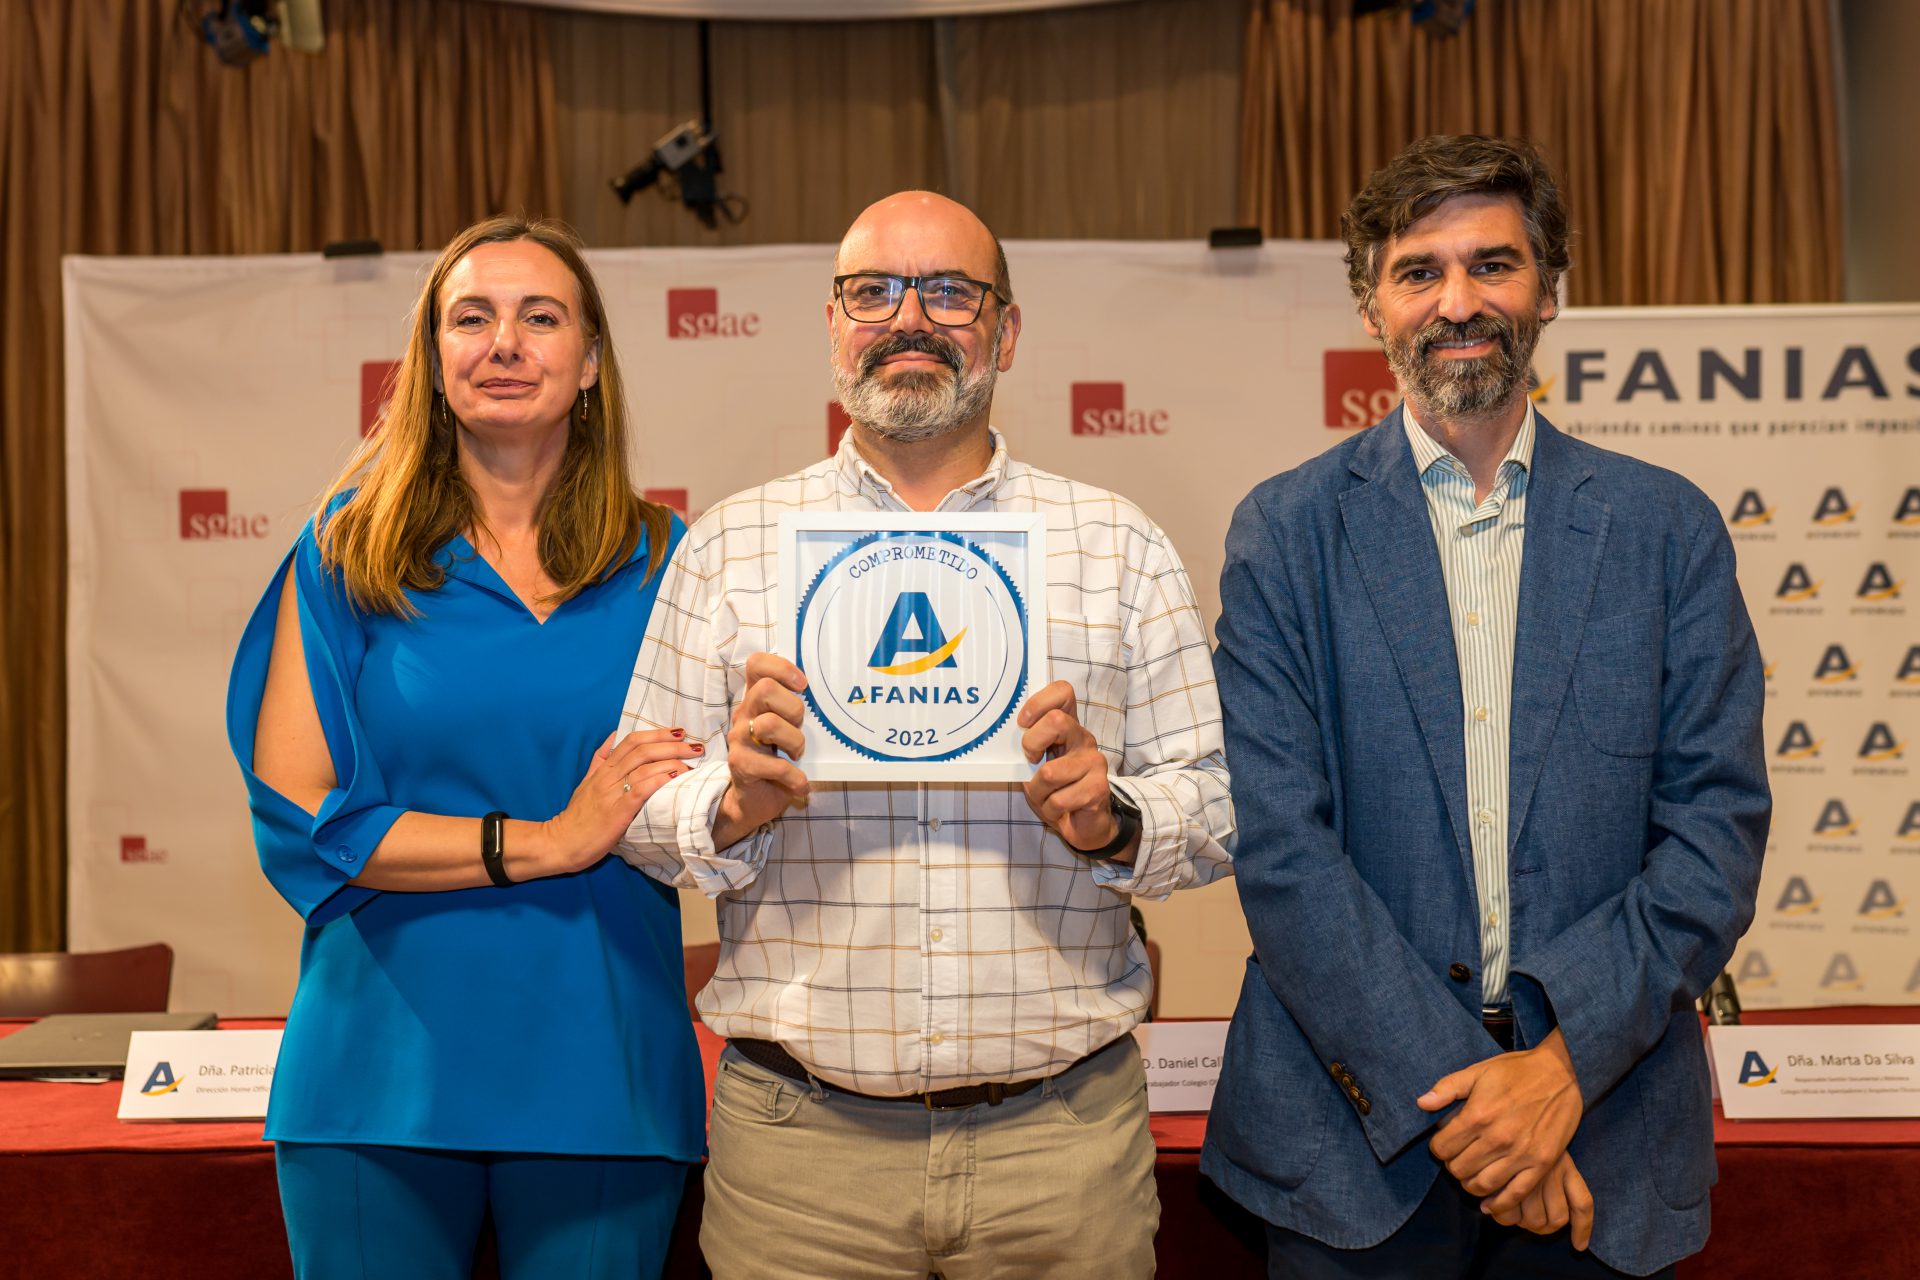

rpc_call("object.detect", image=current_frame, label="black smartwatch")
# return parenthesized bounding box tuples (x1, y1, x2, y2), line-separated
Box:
(1067, 788, 1142, 861)
(481, 811, 513, 887)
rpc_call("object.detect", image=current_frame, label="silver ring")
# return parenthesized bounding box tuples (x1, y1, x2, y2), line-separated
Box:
(621, 781, 632, 794)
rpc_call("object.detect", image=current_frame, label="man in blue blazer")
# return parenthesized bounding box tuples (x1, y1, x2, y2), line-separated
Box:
(1202, 135, 1770, 1278)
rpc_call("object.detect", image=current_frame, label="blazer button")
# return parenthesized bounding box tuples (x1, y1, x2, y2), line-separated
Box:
(1328, 1061, 1345, 1079)
(1448, 962, 1472, 983)
(1345, 1082, 1362, 1099)
(1356, 1097, 1373, 1116)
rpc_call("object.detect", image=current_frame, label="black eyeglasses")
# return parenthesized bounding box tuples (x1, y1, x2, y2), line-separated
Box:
(833, 273, 1003, 325)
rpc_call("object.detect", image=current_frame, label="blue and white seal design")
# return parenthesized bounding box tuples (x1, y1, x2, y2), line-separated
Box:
(796, 530, 1028, 764)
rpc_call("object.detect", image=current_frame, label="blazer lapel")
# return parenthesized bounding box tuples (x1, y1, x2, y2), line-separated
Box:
(1338, 413, 1474, 881)
(1507, 418, 1610, 852)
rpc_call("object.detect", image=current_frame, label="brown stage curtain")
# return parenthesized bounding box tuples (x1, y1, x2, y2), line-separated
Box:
(1239, 0, 1843, 305)
(550, 0, 1245, 248)
(0, 0, 562, 952)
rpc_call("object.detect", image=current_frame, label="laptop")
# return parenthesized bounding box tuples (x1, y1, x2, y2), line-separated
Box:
(0, 1012, 219, 1080)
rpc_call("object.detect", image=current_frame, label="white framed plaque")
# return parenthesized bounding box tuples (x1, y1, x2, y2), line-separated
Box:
(778, 512, 1048, 781)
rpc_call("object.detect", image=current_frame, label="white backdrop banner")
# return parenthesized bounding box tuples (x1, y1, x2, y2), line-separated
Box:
(64, 244, 1920, 1015)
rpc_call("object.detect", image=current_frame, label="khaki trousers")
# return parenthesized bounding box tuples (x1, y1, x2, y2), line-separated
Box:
(700, 1036, 1159, 1279)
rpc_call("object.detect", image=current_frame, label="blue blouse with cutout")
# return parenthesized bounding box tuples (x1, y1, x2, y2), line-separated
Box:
(226, 510, 703, 1158)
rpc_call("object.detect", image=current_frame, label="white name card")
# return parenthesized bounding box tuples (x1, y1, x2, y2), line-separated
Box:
(1133, 1021, 1230, 1113)
(117, 1029, 283, 1121)
(1708, 1024, 1920, 1119)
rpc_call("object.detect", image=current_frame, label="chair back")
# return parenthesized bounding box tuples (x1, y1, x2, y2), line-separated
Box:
(0, 943, 174, 1016)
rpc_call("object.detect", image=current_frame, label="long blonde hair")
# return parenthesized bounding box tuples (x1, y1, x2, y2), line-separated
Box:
(316, 216, 670, 616)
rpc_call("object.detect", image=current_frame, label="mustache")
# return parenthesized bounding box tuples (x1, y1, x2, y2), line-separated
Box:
(859, 333, 965, 378)
(1415, 315, 1513, 359)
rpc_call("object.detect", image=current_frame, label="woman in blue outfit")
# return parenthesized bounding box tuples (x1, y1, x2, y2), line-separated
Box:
(227, 215, 705, 1279)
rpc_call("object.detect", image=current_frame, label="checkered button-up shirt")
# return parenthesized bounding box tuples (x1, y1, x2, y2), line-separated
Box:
(616, 429, 1235, 1094)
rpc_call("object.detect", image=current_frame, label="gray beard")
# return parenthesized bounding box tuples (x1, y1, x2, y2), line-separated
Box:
(833, 330, 1001, 444)
(1384, 311, 1540, 421)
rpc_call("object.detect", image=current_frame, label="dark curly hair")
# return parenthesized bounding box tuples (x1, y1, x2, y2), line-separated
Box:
(1341, 135, 1571, 319)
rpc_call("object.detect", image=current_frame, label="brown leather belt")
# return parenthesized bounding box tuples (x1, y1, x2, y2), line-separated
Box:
(1482, 1008, 1516, 1052)
(729, 1036, 1107, 1111)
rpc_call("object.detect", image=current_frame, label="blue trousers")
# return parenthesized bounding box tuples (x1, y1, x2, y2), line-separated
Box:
(1265, 1172, 1678, 1279)
(275, 1142, 688, 1280)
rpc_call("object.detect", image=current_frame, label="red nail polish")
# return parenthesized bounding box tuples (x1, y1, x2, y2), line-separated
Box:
(671, 728, 685, 739)
(690, 743, 704, 753)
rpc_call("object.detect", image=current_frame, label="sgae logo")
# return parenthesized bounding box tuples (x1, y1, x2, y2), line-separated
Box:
(119, 835, 166, 864)
(1727, 489, 1773, 528)
(1813, 644, 1858, 683)
(1899, 801, 1920, 841)
(180, 489, 270, 541)
(1813, 799, 1857, 837)
(1858, 879, 1907, 919)
(1857, 563, 1903, 601)
(1909, 957, 1920, 995)
(1821, 951, 1864, 991)
(1895, 487, 1920, 525)
(1071, 382, 1169, 436)
(1811, 487, 1856, 525)
(828, 400, 852, 455)
(140, 1061, 182, 1096)
(1775, 721, 1822, 759)
(643, 488, 689, 519)
(1775, 564, 1820, 601)
(666, 287, 760, 340)
(1323, 349, 1397, 428)
(1859, 722, 1907, 762)
(1775, 875, 1822, 914)
(360, 359, 401, 437)
(1736, 1051, 1778, 1086)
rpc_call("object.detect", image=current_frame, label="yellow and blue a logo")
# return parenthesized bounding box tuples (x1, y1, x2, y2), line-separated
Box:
(866, 592, 966, 675)
(1813, 644, 1858, 683)
(1812, 487, 1856, 525)
(1737, 1051, 1778, 1087)
(1728, 490, 1773, 528)
(140, 1061, 182, 1096)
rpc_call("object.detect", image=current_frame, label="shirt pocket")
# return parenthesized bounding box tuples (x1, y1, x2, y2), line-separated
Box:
(1572, 605, 1665, 758)
(1047, 613, 1129, 755)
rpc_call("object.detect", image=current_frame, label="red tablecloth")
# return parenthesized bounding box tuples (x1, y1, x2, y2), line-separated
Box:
(1, 1010, 1914, 1279)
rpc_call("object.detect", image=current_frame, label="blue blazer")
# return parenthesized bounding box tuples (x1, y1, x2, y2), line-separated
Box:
(1200, 409, 1770, 1276)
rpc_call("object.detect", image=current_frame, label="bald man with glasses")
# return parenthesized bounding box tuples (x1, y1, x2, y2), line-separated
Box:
(614, 191, 1235, 1279)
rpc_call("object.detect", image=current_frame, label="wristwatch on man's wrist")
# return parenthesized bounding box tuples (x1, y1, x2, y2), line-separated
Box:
(1066, 787, 1142, 860)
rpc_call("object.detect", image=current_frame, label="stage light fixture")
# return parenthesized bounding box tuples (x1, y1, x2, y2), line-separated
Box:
(185, 0, 324, 68)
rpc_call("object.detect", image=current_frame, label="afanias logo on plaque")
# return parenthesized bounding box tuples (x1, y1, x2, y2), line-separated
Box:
(798, 532, 1025, 764)
(780, 513, 1047, 781)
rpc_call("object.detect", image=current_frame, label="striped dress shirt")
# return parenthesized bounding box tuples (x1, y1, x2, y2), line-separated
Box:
(1403, 405, 1535, 1008)
(615, 429, 1235, 1094)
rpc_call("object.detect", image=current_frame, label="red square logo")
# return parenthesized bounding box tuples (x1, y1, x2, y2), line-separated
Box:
(827, 401, 852, 455)
(1071, 382, 1126, 436)
(1322, 349, 1397, 428)
(360, 360, 402, 437)
(643, 487, 689, 518)
(666, 288, 719, 339)
(119, 835, 164, 863)
(179, 489, 228, 539)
